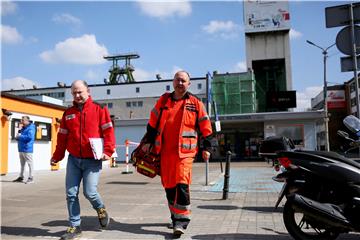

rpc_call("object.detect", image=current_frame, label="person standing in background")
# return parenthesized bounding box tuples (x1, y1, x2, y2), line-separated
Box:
(13, 115, 35, 184)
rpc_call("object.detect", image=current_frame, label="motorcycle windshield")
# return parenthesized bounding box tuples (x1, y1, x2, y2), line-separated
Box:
(343, 115, 360, 134)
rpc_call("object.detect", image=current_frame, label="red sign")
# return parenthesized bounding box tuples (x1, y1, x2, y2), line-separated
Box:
(327, 90, 346, 109)
(327, 101, 346, 109)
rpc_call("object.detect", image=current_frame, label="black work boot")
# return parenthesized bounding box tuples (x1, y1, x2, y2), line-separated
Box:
(60, 226, 81, 240)
(96, 207, 110, 228)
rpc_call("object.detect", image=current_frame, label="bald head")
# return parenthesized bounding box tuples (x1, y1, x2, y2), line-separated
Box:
(71, 80, 90, 104)
(71, 80, 88, 89)
(173, 70, 191, 99)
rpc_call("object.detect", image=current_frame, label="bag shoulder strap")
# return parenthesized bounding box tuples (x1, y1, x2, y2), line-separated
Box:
(155, 93, 171, 130)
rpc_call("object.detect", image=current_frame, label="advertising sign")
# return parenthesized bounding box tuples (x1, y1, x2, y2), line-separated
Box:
(327, 90, 346, 109)
(266, 91, 296, 109)
(244, 0, 290, 33)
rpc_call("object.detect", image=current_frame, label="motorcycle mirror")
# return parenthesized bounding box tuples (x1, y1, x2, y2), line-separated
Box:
(343, 115, 360, 133)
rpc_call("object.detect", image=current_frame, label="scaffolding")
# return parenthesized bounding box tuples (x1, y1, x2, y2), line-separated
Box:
(212, 71, 256, 114)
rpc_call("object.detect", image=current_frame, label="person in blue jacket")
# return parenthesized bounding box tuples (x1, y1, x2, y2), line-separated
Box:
(13, 116, 36, 184)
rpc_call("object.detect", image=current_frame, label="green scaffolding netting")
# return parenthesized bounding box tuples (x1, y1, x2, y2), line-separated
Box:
(212, 72, 256, 114)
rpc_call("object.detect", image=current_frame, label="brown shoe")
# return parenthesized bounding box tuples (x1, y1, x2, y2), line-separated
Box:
(60, 226, 81, 240)
(96, 207, 110, 228)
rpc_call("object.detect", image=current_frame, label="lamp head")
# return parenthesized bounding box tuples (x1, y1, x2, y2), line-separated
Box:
(2, 109, 12, 120)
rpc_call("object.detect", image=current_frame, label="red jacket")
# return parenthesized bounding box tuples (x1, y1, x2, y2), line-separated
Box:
(52, 97, 115, 161)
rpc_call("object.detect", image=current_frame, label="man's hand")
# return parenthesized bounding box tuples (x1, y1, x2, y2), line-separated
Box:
(141, 143, 151, 153)
(101, 153, 111, 161)
(50, 159, 57, 166)
(202, 150, 211, 162)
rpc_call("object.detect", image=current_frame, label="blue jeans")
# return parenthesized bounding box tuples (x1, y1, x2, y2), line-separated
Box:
(66, 154, 104, 227)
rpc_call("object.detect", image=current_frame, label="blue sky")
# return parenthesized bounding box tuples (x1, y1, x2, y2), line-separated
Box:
(1, 0, 357, 110)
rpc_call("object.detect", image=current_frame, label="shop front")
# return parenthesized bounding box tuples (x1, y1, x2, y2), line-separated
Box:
(212, 111, 325, 161)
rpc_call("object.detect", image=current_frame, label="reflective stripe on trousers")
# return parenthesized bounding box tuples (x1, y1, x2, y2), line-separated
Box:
(165, 183, 191, 222)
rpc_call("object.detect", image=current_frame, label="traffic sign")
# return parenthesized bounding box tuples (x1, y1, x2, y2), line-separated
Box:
(325, 3, 360, 28)
(341, 56, 360, 72)
(336, 25, 360, 55)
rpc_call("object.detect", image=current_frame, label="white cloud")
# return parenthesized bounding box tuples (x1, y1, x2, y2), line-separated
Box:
(133, 68, 155, 81)
(202, 20, 241, 39)
(29, 36, 39, 43)
(39, 34, 108, 65)
(1, 77, 41, 91)
(85, 69, 100, 81)
(290, 28, 303, 40)
(52, 13, 82, 26)
(232, 61, 247, 72)
(133, 68, 169, 81)
(171, 66, 183, 77)
(130, 66, 183, 82)
(295, 85, 323, 111)
(1, 24, 23, 44)
(136, 1, 191, 19)
(1, 1, 17, 16)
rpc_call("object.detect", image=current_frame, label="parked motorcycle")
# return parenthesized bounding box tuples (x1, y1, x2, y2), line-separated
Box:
(259, 115, 360, 240)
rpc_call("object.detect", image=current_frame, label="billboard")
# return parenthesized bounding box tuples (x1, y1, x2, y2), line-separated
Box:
(327, 90, 346, 109)
(244, 0, 290, 33)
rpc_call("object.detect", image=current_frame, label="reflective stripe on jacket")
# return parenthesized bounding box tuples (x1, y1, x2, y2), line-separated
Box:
(52, 96, 115, 161)
(148, 92, 213, 158)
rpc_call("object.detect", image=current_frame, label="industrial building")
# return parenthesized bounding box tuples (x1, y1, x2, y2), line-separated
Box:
(2, 0, 339, 172)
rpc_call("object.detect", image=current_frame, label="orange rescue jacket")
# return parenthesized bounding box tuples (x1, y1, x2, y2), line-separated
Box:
(147, 92, 213, 158)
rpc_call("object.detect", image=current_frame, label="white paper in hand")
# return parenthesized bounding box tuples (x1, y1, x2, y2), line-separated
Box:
(89, 138, 103, 160)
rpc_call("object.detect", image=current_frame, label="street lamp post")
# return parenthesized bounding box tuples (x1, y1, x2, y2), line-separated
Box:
(306, 40, 335, 151)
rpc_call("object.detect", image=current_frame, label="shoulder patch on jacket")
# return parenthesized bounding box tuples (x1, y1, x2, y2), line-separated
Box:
(65, 114, 76, 120)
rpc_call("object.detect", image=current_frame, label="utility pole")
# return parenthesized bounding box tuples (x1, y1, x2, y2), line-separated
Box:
(306, 40, 335, 151)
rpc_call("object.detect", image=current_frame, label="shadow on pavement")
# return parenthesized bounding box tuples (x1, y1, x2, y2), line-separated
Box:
(106, 181, 149, 185)
(197, 205, 240, 210)
(44, 216, 173, 238)
(2, 216, 174, 239)
(1, 226, 63, 238)
(192, 233, 292, 239)
(241, 206, 283, 213)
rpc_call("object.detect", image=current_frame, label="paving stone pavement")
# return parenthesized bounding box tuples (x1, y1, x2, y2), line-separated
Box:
(1, 161, 359, 240)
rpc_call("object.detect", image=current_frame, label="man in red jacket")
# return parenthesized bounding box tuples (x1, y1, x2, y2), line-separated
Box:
(51, 80, 115, 240)
(144, 71, 214, 237)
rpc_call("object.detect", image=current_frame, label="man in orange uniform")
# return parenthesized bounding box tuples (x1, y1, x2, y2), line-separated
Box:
(144, 71, 214, 237)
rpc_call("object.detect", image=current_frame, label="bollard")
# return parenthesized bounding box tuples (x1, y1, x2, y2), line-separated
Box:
(122, 139, 133, 174)
(222, 151, 232, 200)
(205, 160, 209, 186)
(220, 158, 223, 173)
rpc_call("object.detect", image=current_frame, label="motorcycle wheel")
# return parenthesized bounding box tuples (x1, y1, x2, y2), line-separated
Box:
(283, 200, 340, 240)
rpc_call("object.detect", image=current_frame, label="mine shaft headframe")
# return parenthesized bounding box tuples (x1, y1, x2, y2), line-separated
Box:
(104, 53, 140, 84)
